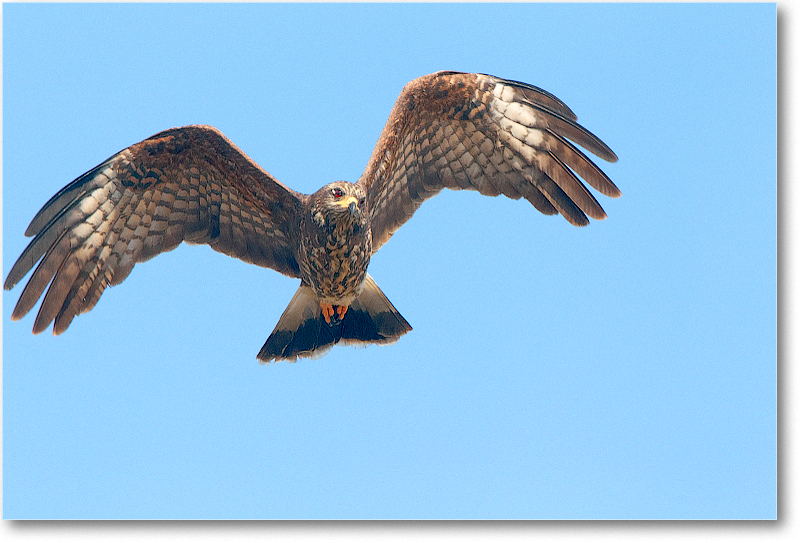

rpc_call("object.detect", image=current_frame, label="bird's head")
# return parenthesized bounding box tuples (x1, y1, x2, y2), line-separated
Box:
(310, 182, 367, 229)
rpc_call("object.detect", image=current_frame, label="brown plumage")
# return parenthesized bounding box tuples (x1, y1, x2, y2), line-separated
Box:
(4, 71, 619, 362)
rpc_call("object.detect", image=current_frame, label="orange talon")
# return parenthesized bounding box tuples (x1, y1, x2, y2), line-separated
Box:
(337, 305, 348, 321)
(320, 303, 334, 324)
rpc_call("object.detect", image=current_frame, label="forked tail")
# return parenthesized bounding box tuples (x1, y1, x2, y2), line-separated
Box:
(257, 274, 412, 363)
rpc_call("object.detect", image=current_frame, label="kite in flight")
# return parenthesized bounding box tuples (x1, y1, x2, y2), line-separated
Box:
(4, 71, 619, 362)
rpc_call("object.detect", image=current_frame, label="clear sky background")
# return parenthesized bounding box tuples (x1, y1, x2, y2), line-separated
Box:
(2, 3, 776, 520)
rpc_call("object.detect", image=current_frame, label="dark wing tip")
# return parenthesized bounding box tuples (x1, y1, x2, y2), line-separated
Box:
(481, 73, 579, 121)
(589, 138, 619, 164)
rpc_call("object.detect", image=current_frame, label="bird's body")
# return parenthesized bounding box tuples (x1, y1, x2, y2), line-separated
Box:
(299, 182, 371, 308)
(4, 71, 619, 362)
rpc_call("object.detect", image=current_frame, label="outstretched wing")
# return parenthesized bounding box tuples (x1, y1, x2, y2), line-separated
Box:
(5, 125, 305, 334)
(358, 71, 620, 252)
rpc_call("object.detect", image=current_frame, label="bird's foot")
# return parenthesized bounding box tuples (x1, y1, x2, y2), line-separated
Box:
(320, 303, 348, 324)
(321, 303, 335, 324)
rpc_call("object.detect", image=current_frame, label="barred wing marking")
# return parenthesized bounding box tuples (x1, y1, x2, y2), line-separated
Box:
(5, 125, 304, 334)
(358, 71, 620, 252)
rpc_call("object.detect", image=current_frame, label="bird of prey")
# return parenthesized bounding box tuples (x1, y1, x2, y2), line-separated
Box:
(4, 71, 619, 363)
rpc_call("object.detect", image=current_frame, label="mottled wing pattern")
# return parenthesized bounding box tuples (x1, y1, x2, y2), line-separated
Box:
(358, 71, 620, 252)
(5, 125, 304, 334)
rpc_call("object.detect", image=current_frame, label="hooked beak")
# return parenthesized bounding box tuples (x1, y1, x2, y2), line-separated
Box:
(336, 196, 360, 216)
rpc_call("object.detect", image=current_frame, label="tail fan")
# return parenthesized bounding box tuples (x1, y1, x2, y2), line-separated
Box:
(257, 274, 412, 363)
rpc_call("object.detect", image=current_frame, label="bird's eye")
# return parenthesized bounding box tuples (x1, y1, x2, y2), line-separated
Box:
(331, 188, 344, 198)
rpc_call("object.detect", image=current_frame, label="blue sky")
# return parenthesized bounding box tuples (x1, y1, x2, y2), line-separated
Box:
(2, 3, 776, 520)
